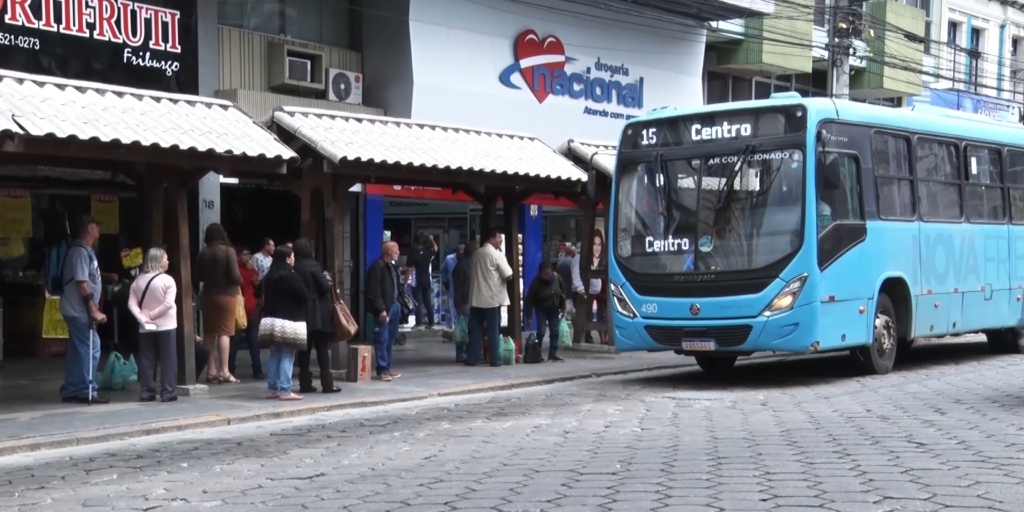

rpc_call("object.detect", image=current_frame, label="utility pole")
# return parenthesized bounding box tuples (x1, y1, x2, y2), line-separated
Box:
(827, 0, 855, 100)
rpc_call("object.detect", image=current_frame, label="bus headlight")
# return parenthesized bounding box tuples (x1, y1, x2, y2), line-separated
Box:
(609, 282, 639, 319)
(762, 274, 808, 317)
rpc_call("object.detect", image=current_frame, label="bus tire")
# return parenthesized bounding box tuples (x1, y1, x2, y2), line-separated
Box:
(853, 293, 898, 375)
(695, 355, 737, 373)
(986, 328, 1023, 354)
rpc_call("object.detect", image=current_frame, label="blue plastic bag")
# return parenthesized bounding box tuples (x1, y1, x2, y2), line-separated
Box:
(98, 352, 138, 391)
(453, 315, 469, 346)
(558, 317, 572, 348)
(499, 333, 516, 366)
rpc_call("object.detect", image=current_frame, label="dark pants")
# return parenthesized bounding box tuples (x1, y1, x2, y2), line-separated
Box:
(573, 293, 594, 343)
(413, 282, 434, 326)
(139, 329, 177, 401)
(298, 330, 335, 391)
(373, 301, 402, 374)
(467, 306, 501, 365)
(228, 319, 262, 376)
(535, 310, 562, 358)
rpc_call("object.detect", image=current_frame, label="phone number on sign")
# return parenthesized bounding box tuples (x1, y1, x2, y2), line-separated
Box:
(0, 33, 40, 50)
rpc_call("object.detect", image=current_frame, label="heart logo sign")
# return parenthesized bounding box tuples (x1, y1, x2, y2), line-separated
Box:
(513, 30, 566, 104)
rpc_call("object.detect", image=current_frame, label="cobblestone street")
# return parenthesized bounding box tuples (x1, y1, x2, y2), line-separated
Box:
(3, 339, 1024, 511)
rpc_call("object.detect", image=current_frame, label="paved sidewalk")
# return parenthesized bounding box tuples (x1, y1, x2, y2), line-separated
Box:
(0, 337, 695, 456)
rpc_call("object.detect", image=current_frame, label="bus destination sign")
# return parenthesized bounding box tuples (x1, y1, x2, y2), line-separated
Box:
(620, 107, 807, 151)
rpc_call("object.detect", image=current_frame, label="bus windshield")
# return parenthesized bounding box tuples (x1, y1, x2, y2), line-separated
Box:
(614, 148, 804, 274)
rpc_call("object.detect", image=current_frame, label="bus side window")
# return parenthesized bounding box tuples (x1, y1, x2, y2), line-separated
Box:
(871, 133, 914, 219)
(964, 145, 1004, 223)
(817, 153, 863, 234)
(1008, 150, 1024, 223)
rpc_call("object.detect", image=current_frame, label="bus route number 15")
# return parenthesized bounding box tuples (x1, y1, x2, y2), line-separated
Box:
(640, 302, 658, 314)
(640, 128, 657, 146)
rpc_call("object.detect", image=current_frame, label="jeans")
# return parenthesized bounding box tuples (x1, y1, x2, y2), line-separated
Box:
(139, 328, 177, 401)
(228, 319, 262, 376)
(413, 282, 434, 326)
(446, 293, 456, 330)
(266, 346, 297, 393)
(60, 315, 101, 399)
(467, 306, 501, 365)
(373, 301, 402, 374)
(454, 312, 468, 362)
(535, 310, 562, 358)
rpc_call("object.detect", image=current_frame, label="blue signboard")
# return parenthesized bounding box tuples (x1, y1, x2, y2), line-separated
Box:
(907, 89, 1022, 124)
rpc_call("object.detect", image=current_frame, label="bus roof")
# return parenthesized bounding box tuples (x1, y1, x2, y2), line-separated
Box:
(632, 96, 1024, 147)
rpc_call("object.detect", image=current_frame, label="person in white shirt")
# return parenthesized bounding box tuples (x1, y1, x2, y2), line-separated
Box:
(571, 245, 602, 344)
(466, 228, 513, 367)
(252, 237, 275, 281)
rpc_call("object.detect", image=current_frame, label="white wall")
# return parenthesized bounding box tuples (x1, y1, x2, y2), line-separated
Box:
(938, 0, 1024, 100)
(406, 0, 706, 147)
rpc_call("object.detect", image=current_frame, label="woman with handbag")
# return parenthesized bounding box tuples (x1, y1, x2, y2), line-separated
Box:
(127, 248, 178, 402)
(256, 246, 310, 401)
(292, 238, 341, 394)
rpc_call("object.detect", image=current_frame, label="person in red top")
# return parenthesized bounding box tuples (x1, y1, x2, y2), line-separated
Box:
(229, 248, 264, 379)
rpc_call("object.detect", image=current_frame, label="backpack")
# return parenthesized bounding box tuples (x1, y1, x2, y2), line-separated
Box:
(523, 333, 544, 364)
(44, 240, 94, 296)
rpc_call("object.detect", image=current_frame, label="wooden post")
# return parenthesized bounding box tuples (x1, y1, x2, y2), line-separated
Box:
(169, 178, 197, 386)
(325, 177, 351, 372)
(142, 178, 165, 249)
(502, 193, 523, 344)
(573, 195, 597, 346)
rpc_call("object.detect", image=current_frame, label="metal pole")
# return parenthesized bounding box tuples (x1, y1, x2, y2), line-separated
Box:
(831, 0, 852, 100)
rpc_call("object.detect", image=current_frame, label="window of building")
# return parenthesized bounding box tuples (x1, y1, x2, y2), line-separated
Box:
(916, 139, 962, 221)
(947, 21, 959, 45)
(754, 80, 772, 100)
(872, 133, 915, 219)
(964, 145, 1004, 222)
(217, 0, 353, 48)
(814, 0, 826, 28)
(731, 76, 752, 101)
(706, 71, 730, 104)
(1006, 150, 1024, 223)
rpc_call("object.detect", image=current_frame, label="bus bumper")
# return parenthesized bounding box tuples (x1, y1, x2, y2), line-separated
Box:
(612, 302, 819, 355)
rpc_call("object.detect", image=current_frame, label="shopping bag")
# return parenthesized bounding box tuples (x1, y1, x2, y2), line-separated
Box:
(558, 317, 572, 348)
(99, 352, 138, 391)
(234, 290, 247, 330)
(500, 335, 517, 366)
(453, 315, 469, 346)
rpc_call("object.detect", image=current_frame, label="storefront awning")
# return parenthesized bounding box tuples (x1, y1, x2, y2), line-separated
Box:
(271, 106, 587, 186)
(557, 140, 617, 178)
(0, 70, 298, 173)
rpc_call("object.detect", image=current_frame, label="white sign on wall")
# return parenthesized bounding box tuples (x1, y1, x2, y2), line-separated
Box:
(408, 0, 705, 147)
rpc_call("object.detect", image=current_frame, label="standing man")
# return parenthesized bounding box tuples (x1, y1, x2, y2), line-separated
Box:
(466, 228, 513, 367)
(229, 248, 263, 379)
(252, 238, 275, 281)
(556, 244, 576, 308)
(60, 216, 109, 404)
(406, 234, 438, 330)
(366, 241, 404, 382)
(441, 243, 464, 331)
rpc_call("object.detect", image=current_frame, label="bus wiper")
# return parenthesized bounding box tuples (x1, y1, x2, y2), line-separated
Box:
(715, 143, 756, 210)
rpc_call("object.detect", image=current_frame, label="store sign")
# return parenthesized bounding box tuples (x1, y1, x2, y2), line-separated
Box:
(907, 89, 1023, 124)
(0, 0, 197, 94)
(498, 29, 645, 116)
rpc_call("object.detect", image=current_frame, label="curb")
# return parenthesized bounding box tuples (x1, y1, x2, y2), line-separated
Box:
(0, 361, 696, 457)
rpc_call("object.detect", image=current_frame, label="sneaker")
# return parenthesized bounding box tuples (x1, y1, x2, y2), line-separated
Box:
(378, 373, 393, 382)
(387, 370, 402, 379)
(548, 355, 565, 362)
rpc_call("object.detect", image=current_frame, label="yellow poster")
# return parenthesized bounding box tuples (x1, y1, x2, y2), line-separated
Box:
(90, 193, 119, 234)
(0, 188, 33, 238)
(42, 296, 69, 339)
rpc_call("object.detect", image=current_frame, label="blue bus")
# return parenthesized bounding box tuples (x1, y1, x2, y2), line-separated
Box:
(607, 92, 1024, 375)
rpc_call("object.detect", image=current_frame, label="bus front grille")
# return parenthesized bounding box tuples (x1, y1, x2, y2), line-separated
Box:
(644, 324, 754, 348)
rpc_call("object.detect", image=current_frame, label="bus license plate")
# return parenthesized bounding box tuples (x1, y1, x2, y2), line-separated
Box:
(681, 339, 715, 351)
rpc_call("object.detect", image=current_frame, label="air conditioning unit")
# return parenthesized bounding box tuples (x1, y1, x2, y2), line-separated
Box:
(286, 56, 312, 83)
(267, 41, 324, 94)
(326, 68, 363, 105)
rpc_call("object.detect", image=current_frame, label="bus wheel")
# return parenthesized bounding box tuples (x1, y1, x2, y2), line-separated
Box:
(986, 328, 1023, 354)
(853, 293, 898, 375)
(695, 355, 737, 373)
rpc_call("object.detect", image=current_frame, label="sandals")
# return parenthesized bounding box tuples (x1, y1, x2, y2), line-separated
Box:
(219, 374, 241, 384)
(279, 392, 303, 401)
(206, 373, 220, 384)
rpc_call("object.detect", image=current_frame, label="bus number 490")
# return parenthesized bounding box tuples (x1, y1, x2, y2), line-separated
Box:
(640, 303, 658, 313)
